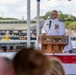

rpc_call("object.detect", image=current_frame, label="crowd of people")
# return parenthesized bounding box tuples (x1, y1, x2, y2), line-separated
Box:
(0, 47, 66, 75)
(0, 9, 71, 75)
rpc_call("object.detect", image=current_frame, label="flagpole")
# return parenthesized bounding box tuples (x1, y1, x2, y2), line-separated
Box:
(36, 0, 40, 49)
(27, 0, 31, 48)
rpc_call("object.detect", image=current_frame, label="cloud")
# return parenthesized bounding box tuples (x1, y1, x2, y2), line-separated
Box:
(17, 6, 27, 13)
(4, 13, 17, 18)
(40, 0, 58, 10)
(0, 0, 23, 18)
(0, 0, 76, 19)
(17, 0, 60, 14)
(0, 5, 8, 12)
(0, 0, 22, 5)
(16, 0, 37, 19)
(40, 0, 76, 9)
(16, 0, 76, 19)
(66, 0, 76, 5)
(16, 0, 37, 13)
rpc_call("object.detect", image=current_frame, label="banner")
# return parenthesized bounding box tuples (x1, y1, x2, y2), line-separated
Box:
(54, 55, 76, 64)
(44, 53, 76, 64)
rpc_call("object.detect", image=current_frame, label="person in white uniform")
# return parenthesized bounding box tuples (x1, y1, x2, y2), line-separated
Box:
(41, 10, 73, 53)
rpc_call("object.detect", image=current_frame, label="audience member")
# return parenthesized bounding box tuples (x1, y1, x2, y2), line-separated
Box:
(49, 57, 66, 75)
(13, 47, 51, 75)
(0, 57, 15, 75)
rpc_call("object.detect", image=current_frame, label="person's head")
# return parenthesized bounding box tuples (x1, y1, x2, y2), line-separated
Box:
(0, 57, 15, 75)
(0, 57, 5, 75)
(3, 57, 15, 75)
(49, 57, 66, 75)
(13, 47, 51, 75)
(50, 10, 58, 20)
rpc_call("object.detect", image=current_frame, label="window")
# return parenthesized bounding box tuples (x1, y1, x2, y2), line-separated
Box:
(23, 21, 26, 23)
(19, 21, 22, 23)
(10, 46, 13, 50)
(15, 21, 17, 23)
(10, 22, 14, 23)
(6, 22, 10, 24)
(2, 22, 6, 24)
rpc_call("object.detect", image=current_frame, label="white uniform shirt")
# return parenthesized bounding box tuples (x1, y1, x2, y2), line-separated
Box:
(63, 38, 73, 52)
(42, 18, 65, 35)
(41, 18, 73, 52)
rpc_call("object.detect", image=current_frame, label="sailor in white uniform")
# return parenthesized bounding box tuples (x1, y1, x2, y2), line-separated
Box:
(42, 18, 65, 36)
(63, 38, 73, 53)
(41, 10, 73, 53)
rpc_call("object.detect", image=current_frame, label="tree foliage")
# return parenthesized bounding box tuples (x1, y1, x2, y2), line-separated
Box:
(69, 22, 76, 30)
(0, 17, 18, 20)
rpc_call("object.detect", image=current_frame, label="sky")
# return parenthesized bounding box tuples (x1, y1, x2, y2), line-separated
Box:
(0, 0, 76, 20)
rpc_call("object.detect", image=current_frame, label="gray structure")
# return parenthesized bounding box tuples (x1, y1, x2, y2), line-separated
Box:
(0, 20, 44, 35)
(0, 20, 44, 51)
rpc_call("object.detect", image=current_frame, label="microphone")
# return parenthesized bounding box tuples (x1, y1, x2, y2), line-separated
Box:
(49, 21, 52, 28)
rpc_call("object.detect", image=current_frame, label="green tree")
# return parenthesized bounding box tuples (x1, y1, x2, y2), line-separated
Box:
(42, 11, 50, 19)
(64, 21, 71, 28)
(69, 22, 76, 30)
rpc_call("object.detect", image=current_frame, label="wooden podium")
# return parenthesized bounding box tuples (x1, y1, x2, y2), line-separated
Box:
(38, 35, 69, 53)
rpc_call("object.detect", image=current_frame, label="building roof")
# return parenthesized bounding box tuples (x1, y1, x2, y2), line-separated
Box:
(0, 20, 44, 30)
